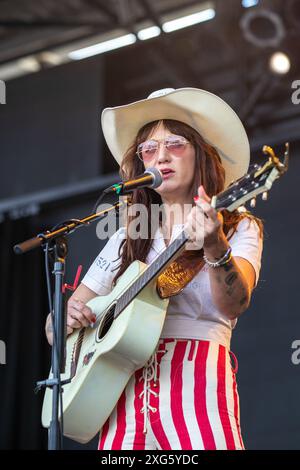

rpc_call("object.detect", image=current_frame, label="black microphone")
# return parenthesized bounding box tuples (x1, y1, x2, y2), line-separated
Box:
(103, 168, 163, 195)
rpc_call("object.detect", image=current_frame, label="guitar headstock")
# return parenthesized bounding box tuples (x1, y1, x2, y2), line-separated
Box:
(212, 143, 289, 212)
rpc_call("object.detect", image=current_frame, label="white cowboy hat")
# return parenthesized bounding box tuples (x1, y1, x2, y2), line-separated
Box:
(101, 87, 250, 188)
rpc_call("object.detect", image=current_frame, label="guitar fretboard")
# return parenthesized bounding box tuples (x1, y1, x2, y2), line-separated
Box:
(114, 229, 188, 318)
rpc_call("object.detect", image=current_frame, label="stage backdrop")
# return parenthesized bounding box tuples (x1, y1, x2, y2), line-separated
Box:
(0, 57, 299, 448)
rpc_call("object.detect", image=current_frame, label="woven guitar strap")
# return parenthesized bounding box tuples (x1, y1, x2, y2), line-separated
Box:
(156, 248, 205, 299)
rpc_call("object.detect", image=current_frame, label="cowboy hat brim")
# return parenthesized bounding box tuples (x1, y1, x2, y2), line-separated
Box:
(101, 87, 250, 188)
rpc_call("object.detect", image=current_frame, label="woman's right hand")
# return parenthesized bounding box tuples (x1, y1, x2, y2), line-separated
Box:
(45, 297, 96, 346)
(66, 297, 96, 333)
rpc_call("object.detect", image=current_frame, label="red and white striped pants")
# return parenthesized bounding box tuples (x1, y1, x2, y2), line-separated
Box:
(99, 339, 244, 450)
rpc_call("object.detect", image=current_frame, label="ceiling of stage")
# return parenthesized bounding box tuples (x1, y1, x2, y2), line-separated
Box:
(0, 0, 215, 65)
(0, 0, 300, 147)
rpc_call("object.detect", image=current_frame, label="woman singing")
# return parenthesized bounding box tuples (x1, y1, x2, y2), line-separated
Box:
(46, 87, 263, 450)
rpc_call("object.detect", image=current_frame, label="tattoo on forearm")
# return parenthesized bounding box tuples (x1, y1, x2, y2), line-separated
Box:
(224, 272, 247, 302)
(226, 286, 235, 297)
(211, 260, 249, 310)
(225, 272, 238, 286)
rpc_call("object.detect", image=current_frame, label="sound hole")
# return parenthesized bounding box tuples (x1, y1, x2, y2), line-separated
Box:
(97, 303, 116, 340)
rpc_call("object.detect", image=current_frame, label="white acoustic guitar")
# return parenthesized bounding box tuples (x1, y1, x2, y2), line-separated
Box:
(42, 145, 288, 443)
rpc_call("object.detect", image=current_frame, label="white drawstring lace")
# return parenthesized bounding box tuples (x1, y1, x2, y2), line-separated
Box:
(139, 352, 159, 434)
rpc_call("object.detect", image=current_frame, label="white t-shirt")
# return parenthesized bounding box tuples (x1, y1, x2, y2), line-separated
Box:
(82, 217, 263, 349)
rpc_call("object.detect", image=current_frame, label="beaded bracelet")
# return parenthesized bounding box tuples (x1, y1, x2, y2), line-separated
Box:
(203, 246, 232, 268)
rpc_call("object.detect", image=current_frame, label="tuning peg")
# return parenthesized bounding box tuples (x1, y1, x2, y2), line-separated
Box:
(262, 191, 268, 201)
(250, 198, 256, 208)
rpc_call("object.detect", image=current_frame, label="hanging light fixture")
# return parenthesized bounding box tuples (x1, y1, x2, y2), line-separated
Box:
(240, 8, 285, 48)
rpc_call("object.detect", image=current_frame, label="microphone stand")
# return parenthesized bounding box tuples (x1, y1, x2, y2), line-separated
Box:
(14, 200, 127, 450)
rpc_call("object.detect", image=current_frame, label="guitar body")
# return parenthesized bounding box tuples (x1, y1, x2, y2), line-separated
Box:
(42, 260, 169, 443)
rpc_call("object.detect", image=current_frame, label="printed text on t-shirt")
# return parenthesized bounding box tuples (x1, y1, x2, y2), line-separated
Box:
(96, 256, 111, 271)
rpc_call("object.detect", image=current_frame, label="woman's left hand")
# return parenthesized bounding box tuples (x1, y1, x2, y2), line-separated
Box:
(185, 185, 225, 251)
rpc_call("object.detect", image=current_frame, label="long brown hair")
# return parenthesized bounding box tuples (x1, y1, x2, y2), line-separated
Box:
(112, 119, 263, 286)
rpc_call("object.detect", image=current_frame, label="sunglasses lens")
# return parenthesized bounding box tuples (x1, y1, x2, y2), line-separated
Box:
(137, 136, 188, 161)
(165, 137, 186, 152)
(138, 140, 158, 161)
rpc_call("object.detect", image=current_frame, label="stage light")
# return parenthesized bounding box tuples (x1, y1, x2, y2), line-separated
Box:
(162, 8, 215, 33)
(68, 34, 137, 60)
(269, 52, 291, 75)
(242, 0, 259, 8)
(38, 52, 64, 66)
(137, 26, 161, 41)
(18, 57, 41, 72)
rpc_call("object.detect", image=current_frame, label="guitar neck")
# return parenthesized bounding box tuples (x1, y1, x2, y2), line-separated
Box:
(115, 228, 189, 318)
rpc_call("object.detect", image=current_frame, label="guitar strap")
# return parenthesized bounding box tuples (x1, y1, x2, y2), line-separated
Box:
(156, 249, 205, 299)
